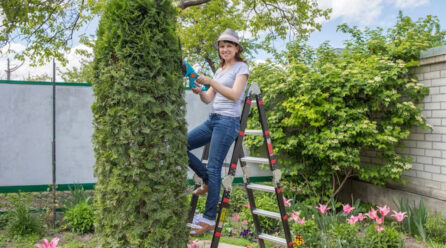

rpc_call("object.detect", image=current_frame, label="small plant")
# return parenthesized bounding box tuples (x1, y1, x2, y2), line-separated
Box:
(63, 202, 95, 233)
(426, 212, 446, 243)
(64, 184, 91, 210)
(328, 222, 360, 247)
(5, 192, 42, 237)
(394, 197, 427, 241)
(360, 224, 404, 248)
(0, 213, 8, 229)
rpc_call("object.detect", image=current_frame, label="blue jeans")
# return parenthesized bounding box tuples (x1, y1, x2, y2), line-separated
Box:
(188, 113, 240, 221)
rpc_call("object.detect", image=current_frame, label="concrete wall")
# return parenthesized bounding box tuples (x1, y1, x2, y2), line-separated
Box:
(344, 46, 446, 216)
(0, 82, 271, 188)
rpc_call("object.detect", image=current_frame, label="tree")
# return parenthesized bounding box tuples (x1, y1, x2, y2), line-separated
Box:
(0, 0, 103, 65)
(245, 13, 445, 203)
(91, 0, 189, 246)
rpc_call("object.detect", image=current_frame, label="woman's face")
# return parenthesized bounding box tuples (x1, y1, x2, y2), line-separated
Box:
(218, 41, 239, 61)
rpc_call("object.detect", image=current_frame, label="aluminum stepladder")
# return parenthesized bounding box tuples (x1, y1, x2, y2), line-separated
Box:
(187, 82, 294, 247)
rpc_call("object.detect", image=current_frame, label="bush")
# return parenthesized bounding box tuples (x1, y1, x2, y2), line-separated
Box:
(426, 212, 446, 244)
(5, 193, 42, 237)
(0, 214, 8, 229)
(64, 202, 95, 234)
(92, 0, 189, 246)
(360, 224, 404, 248)
(239, 192, 280, 233)
(328, 222, 360, 247)
(64, 184, 92, 210)
(289, 219, 320, 247)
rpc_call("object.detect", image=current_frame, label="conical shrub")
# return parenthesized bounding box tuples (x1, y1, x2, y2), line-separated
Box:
(91, 0, 189, 247)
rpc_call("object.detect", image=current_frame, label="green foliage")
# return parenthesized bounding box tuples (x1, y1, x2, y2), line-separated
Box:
(64, 185, 92, 210)
(246, 13, 445, 201)
(5, 193, 42, 238)
(360, 224, 404, 248)
(328, 222, 360, 247)
(0, 213, 8, 229)
(395, 198, 427, 241)
(64, 202, 95, 234)
(92, 0, 189, 247)
(426, 212, 446, 243)
(228, 185, 247, 214)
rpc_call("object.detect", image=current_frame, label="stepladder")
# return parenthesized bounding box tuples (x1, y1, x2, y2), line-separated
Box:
(187, 82, 294, 247)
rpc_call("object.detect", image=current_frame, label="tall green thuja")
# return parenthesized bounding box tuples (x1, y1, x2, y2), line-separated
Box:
(92, 0, 188, 247)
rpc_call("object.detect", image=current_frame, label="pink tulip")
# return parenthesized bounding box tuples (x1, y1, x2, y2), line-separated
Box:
(243, 220, 249, 225)
(35, 238, 61, 248)
(342, 204, 355, 214)
(391, 210, 407, 222)
(234, 214, 240, 221)
(375, 216, 384, 225)
(290, 210, 300, 222)
(246, 246, 253, 248)
(357, 213, 365, 221)
(283, 197, 293, 207)
(315, 203, 330, 214)
(377, 205, 390, 216)
(375, 225, 385, 232)
(297, 216, 305, 225)
(243, 203, 251, 209)
(347, 215, 358, 225)
(366, 208, 378, 220)
(232, 230, 237, 235)
(187, 240, 196, 248)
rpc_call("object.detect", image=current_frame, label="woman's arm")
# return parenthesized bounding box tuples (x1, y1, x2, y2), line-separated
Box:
(197, 74, 248, 102)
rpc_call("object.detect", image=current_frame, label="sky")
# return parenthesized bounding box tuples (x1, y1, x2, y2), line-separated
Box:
(1, 0, 445, 81)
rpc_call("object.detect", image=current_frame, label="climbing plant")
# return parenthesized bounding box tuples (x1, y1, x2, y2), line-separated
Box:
(246, 13, 445, 202)
(91, 0, 189, 247)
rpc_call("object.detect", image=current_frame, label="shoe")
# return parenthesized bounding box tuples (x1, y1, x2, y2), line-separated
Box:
(190, 221, 215, 236)
(193, 184, 208, 196)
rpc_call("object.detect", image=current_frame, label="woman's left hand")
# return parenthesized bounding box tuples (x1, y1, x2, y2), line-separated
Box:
(196, 75, 212, 85)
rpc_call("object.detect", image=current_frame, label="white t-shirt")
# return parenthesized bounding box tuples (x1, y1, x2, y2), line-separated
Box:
(211, 62, 250, 117)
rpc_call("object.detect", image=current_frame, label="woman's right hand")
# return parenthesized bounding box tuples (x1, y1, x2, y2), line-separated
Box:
(191, 84, 203, 95)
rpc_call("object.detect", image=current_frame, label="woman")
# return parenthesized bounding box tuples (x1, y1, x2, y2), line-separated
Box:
(187, 28, 249, 235)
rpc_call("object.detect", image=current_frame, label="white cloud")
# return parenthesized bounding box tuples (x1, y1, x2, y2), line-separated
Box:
(316, 0, 430, 25)
(390, 0, 429, 9)
(0, 43, 92, 82)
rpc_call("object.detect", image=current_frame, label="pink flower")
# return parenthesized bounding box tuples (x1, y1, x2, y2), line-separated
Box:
(243, 203, 251, 209)
(283, 197, 293, 207)
(232, 230, 237, 235)
(342, 204, 355, 214)
(357, 213, 365, 221)
(297, 216, 305, 225)
(290, 211, 300, 222)
(234, 214, 240, 221)
(243, 220, 249, 225)
(246, 246, 253, 248)
(375, 225, 385, 232)
(366, 208, 378, 220)
(315, 203, 330, 214)
(347, 215, 358, 225)
(35, 238, 61, 248)
(187, 240, 196, 248)
(377, 205, 390, 216)
(391, 210, 407, 222)
(375, 216, 384, 225)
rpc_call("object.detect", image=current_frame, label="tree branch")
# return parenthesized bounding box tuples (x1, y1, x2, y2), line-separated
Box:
(178, 0, 210, 9)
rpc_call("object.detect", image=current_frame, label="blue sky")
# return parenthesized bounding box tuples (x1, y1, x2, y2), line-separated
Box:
(1, 0, 446, 81)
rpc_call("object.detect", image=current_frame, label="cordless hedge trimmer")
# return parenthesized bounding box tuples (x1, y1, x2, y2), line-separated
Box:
(181, 60, 209, 91)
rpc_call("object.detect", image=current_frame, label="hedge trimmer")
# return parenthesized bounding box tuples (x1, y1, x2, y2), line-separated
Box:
(178, 37, 209, 91)
(181, 60, 209, 91)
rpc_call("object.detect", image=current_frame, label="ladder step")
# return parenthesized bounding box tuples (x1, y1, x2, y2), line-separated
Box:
(247, 183, 275, 193)
(240, 156, 269, 164)
(258, 233, 287, 245)
(245, 129, 263, 135)
(186, 223, 203, 229)
(252, 209, 281, 220)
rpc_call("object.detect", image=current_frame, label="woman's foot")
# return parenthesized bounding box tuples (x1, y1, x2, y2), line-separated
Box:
(190, 220, 215, 236)
(193, 184, 208, 195)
